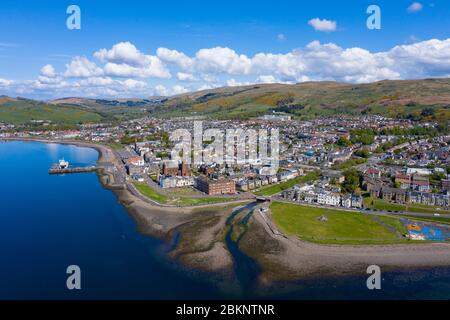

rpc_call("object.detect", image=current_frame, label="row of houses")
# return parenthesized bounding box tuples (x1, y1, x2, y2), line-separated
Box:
(370, 186, 450, 207)
(282, 187, 363, 208)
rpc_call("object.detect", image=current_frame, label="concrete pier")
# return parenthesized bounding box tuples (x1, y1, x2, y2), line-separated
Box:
(48, 165, 99, 175)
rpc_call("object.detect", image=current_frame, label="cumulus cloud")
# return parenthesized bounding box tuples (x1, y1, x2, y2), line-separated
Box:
(40, 64, 56, 78)
(95, 42, 171, 79)
(308, 18, 337, 32)
(195, 47, 251, 75)
(154, 84, 168, 96)
(177, 72, 197, 81)
(172, 85, 189, 95)
(63, 56, 103, 78)
(4, 38, 450, 99)
(408, 2, 423, 13)
(157, 48, 194, 70)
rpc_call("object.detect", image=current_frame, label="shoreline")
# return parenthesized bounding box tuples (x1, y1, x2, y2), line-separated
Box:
(3, 138, 450, 288)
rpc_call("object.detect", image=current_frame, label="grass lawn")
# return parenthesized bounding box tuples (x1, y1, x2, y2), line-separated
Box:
(331, 157, 367, 170)
(254, 170, 320, 196)
(271, 201, 407, 245)
(133, 182, 238, 206)
(176, 197, 238, 206)
(132, 182, 169, 204)
(373, 200, 406, 212)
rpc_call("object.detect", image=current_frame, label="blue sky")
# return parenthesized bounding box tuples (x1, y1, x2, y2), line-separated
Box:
(0, 0, 449, 99)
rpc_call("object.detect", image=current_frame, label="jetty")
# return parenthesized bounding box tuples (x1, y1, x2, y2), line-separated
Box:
(49, 165, 99, 175)
(49, 159, 99, 174)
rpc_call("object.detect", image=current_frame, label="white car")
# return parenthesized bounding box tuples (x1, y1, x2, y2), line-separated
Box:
(434, 213, 441, 217)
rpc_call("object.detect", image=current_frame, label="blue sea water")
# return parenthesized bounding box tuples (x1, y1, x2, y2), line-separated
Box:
(0, 141, 449, 300)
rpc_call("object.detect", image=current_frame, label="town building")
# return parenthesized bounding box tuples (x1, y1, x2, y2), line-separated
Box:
(195, 176, 236, 195)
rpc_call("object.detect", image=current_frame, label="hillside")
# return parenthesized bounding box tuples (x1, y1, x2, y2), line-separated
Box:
(0, 98, 104, 125)
(1, 79, 449, 125)
(154, 79, 450, 121)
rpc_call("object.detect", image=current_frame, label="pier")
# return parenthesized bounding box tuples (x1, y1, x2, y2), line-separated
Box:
(49, 165, 99, 175)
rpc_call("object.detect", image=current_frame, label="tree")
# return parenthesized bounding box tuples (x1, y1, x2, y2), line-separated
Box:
(341, 169, 362, 193)
(336, 137, 352, 147)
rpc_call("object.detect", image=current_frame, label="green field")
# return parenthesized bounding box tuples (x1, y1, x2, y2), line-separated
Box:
(254, 170, 320, 196)
(271, 201, 408, 244)
(0, 100, 103, 124)
(331, 157, 367, 170)
(133, 182, 170, 204)
(176, 197, 238, 206)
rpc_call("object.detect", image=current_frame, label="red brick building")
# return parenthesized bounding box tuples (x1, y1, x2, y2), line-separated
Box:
(195, 176, 236, 195)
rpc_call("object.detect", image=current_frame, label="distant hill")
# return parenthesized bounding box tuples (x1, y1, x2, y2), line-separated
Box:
(1, 79, 449, 125)
(155, 78, 450, 122)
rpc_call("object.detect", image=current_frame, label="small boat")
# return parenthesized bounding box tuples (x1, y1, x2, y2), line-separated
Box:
(59, 159, 69, 169)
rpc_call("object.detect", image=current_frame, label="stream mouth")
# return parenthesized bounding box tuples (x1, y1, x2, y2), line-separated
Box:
(225, 202, 261, 296)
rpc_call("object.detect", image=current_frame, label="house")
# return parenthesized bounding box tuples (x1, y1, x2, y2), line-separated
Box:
(341, 194, 352, 208)
(351, 194, 363, 208)
(395, 174, 411, 189)
(366, 168, 381, 178)
(381, 187, 407, 204)
(317, 191, 341, 206)
(411, 176, 430, 192)
(322, 170, 345, 184)
(128, 156, 145, 167)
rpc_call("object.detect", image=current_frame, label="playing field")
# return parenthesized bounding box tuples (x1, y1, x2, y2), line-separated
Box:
(270, 201, 408, 244)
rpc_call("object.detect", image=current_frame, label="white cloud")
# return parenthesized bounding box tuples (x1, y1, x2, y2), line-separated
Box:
(5, 38, 450, 99)
(157, 48, 194, 70)
(154, 84, 168, 96)
(63, 56, 103, 78)
(95, 42, 146, 66)
(0, 78, 13, 86)
(96, 42, 171, 79)
(408, 2, 423, 13)
(103, 60, 170, 78)
(195, 47, 252, 75)
(40, 64, 56, 78)
(177, 72, 197, 81)
(308, 18, 337, 32)
(172, 85, 189, 95)
(256, 75, 277, 83)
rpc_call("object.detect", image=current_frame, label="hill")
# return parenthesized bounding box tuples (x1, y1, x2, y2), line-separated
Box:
(1, 79, 449, 125)
(0, 98, 103, 125)
(154, 78, 450, 121)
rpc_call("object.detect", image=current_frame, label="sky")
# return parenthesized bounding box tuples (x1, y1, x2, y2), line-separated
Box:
(0, 0, 449, 99)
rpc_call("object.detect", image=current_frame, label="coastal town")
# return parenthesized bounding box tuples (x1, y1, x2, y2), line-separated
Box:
(2, 114, 449, 218)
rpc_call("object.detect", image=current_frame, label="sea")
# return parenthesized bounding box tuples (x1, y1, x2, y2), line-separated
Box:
(0, 141, 449, 300)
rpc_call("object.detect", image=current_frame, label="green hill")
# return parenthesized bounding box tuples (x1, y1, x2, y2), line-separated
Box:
(1, 78, 449, 125)
(0, 98, 103, 124)
(155, 78, 450, 122)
